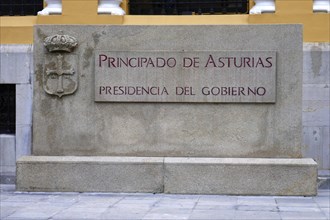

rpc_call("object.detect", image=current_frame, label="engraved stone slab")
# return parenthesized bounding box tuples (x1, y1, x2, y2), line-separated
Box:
(43, 53, 78, 97)
(95, 51, 276, 103)
(32, 25, 302, 158)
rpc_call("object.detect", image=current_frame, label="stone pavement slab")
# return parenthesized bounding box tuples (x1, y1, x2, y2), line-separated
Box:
(279, 211, 328, 220)
(233, 211, 281, 219)
(189, 210, 236, 220)
(1, 185, 329, 220)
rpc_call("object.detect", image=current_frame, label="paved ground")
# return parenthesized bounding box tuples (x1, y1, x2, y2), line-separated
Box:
(1, 184, 329, 220)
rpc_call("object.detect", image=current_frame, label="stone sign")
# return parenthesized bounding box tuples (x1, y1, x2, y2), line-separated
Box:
(17, 25, 317, 196)
(95, 51, 276, 103)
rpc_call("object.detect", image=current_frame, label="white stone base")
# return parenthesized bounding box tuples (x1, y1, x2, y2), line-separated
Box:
(17, 156, 317, 196)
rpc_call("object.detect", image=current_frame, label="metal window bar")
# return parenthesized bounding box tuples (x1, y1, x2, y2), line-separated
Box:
(0, 0, 44, 16)
(0, 84, 16, 134)
(129, 0, 249, 15)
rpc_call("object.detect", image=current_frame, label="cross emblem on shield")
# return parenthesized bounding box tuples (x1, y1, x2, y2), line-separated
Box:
(43, 53, 78, 98)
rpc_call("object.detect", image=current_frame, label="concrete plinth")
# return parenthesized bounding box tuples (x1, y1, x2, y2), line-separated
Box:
(17, 156, 317, 196)
(17, 156, 164, 193)
(164, 158, 318, 196)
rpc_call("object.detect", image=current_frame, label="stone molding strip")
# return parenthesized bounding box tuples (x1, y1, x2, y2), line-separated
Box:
(17, 156, 317, 196)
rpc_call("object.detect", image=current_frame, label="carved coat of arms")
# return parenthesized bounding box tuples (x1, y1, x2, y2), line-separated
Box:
(43, 33, 78, 97)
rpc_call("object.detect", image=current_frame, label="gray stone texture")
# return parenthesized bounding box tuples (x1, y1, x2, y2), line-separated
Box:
(0, 135, 16, 173)
(33, 25, 303, 158)
(1, 43, 328, 176)
(0, 45, 33, 179)
(16, 84, 33, 125)
(17, 156, 164, 193)
(16, 156, 317, 196)
(302, 43, 330, 173)
(0, 45, 33, 84)
(12, 25, 322, 195)
(16, 84, 33, 159)
(164, 157, 317, 196)
(2, 184, 329, 220)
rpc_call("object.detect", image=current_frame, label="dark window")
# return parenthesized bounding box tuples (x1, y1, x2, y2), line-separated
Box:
(129, 0, 249, 15)
(0, 0, 44, 16)
(0, 84, 16, 134)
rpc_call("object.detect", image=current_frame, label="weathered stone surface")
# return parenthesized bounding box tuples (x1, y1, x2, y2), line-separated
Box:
(17, 156, 164, 192)
(17, 156, 317, 195)
(164, 157, 318, 196)
(16, 84, 33, 125)
(33, 25, 303, 158)
(303, 43, 329, 85)
(303, 101, 330, 127)
(303, 127, 330, 171)
(42, 53, 78, 98)
(15, 124, 32, 159)
(0, 135, 16, 173)
(302, 43, 330, 172)
(0, 45, 33, 84)
(0, 44, 33, 179)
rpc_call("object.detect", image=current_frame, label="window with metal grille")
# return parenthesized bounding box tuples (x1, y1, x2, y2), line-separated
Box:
(0, 85, 16, 134)
(129, 0, 249, 15)
(0, 0, 43, 16)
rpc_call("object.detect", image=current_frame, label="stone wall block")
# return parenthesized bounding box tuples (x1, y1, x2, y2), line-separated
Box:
(32, 25, 303, 158)
(303, 44, 329, 84)
(303, 126, 330, 170)
(16, 84, 33, 125)
(15, 125, 32, 160)
(17, 156, 164, 192)
(303, 84, 330, 101)
(0, 135, 16, 173)
(0, 45, 33, 84)
(163, 158, 318, 196)
(303, 100, 330, 127)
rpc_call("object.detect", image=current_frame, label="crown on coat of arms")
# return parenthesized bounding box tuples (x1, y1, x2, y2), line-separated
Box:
(44, 33, 78, 53)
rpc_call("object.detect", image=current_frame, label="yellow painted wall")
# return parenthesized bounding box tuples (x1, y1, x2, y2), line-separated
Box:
(0, 17, 37, 44)
(0, 0, 329, 44)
